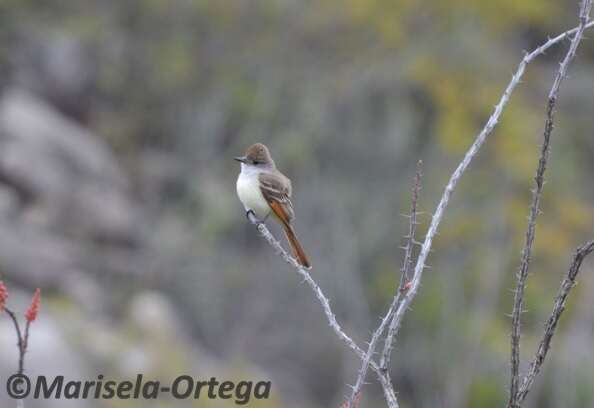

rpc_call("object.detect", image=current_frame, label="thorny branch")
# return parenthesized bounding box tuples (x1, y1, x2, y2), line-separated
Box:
(246, 14, 594, 408)
(517, 240, 594, 403)
(246, 212, 400, 407)
(380, 21, 594, 390)
(4, 308, 27, 374)
(380, 160, 422, 371)
(346, 161, 422, 408)
(508, 1, 592, 406)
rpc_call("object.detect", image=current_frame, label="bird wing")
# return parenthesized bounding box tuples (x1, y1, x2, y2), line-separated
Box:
(259, 171, 294, 224)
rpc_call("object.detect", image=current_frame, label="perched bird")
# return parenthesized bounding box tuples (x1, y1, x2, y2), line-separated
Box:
(235, 143, 311, 269)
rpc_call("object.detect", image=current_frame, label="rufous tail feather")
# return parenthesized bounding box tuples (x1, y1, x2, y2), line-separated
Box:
(283, 225, 311, 269)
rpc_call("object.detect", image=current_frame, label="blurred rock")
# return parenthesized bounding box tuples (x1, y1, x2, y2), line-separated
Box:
(0, 88, 138, 242)
(12, 31, 95, 124)
(0, 88, 154, 287)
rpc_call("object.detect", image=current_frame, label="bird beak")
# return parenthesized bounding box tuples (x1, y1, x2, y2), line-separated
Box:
(234, 156, 247, 163)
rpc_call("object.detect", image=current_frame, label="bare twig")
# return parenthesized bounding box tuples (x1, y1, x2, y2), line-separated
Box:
(345, 161, 423, 407)
(23, 320, 31, 368)
(375, 19, 594, 402)
(346, 161, 422, 407)
(508, 2, 592, 406)
(4, 308, 26, 374)
(246, 213, 400, 407)
(516, 240, 594, 403)
(246, 16, 594, 408)
(346, 304, 395, 407)
(380, 161, 422, 371)
(376, 370, 399, 408)
(5, 307, 29, 408)
(340, 392, 362, 408)
(379, 21, 594, 374)
(2, 285, 40, 408)
(398, 161, 423, 292)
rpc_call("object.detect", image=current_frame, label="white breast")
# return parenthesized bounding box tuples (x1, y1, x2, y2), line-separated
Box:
(236, 168, 270, 220)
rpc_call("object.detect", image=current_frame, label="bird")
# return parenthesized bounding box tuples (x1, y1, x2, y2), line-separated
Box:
(235, 143, 311, 269)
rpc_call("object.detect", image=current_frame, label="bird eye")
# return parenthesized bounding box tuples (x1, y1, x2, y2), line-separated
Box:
(252, 160, 261, 165)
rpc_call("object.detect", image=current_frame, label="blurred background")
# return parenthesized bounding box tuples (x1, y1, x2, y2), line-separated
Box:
(0, 0, 593, 407)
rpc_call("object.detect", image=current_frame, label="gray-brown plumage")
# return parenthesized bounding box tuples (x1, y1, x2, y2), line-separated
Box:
(235, 143, 311, 269)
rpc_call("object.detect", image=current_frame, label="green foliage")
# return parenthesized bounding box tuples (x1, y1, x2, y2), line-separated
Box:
(1, 0, 593, 407)
(468, 377, 507, 408)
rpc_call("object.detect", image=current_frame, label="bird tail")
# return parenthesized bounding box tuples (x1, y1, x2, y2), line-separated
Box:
(283, 224, 312, 269)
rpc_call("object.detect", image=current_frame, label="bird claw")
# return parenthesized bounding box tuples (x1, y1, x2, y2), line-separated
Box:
(246, 210, 264, 225)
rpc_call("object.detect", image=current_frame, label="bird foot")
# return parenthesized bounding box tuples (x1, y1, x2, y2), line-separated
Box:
(245, 210, 264, 225)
